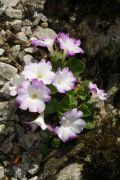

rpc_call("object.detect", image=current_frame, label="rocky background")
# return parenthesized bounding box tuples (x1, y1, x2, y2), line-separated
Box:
(0, 0, 120, 179)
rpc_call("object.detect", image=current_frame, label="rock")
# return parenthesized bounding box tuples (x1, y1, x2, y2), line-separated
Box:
(17, 32, 28, 42)
(41, 22, 48, 28)
(0, 0, 20, 8)
(11, 20, 22, 32)
(0, 82, 11, 99)
(0, 124, 5, 135)
(29, 176, 38, 180)
(24, 47, 34, 53)
(5, 7, 23, 19)
(23, 54, 33, 64)
(0, 138, 13, 154)
(0, 48, 4, 56)
(0, 101, 16, 121)
(21, 0, 46, 11)
(11, 45, 21, 58)
(57, 163, 83, 180)
(19, 133, 39, 149)
(32, 26, 57, 39)
(21, 26, 32, 37)
(0, 62, 17, 81)
(0, 166, 4, 179)
(23, 19, 32, 26)
(28, 164, 40, 175)
(0, 34, 4, 45)
(33, 13, 48, 26)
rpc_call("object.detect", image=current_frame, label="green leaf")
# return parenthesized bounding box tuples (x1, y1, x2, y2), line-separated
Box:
(51, 51, 64, 70)
(58, 94, 77, 114)
(76, 83, 89, 101)
(51, 138, 61, 148)
(79, 104, 92, 117)
(67, 58, 86, 75)
(58, 96, 70, 114)
(85, 121, 96, 129)
(69, 95, 77, 108)
(45, 98, 58, 114)
(41, 144, 50, 156)
(48, 84, 57, 94)
(51, 50, 64, 62)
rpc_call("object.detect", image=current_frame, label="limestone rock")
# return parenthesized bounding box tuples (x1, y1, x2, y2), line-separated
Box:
(32, 26, 57, 39)
(5, 7, 23, 19)
(0, 62, 17, 81)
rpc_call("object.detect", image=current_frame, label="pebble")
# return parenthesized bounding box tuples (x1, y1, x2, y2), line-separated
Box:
(0, 101, 16, 121)
(41, 22, 48, 28)
(0, 48, 4, 56)
(0, 124, 6, 135)
(21, 26, 32, 37)
(0, 166, 4, 179)
(32, 26, 57, 39)
(11, 20, 22, 32)
(57, 163, 83, 180)
(17, 32, 28, 42)
(11, 45, 21, 58)
(0, 62, 17, 80)
(28, 164, 40, 175)
(5, 7, 23, 19)
(24, 47, 34, 53)
(0, 0, 20, 8)
(23, 54, 33, 64)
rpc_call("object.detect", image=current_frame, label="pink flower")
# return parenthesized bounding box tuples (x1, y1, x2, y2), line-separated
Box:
(52, 67, 76, 93)
(57, 32, 84, 56)
(54, 108, 86, 142)
(89, 82, 107, 101)
(9, 74, 25, 96)
(31, 37, 54, 53)
(22, 59, 55, 85)
(16, 79, 51, 113)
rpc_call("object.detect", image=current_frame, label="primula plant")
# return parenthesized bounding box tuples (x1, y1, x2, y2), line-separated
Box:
(9, 32, 107, 144)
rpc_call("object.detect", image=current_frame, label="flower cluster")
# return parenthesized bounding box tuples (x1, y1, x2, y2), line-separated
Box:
(9, 32, 107, 143)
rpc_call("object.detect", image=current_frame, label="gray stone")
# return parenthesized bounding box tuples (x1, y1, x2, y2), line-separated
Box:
(0, 166, 4, 179)
(0, 101, 16, 121)
(17, 32, 28, 42)
(13, 152, 30, 179)
(0, 0, 20, 7)
(11, 45, 21, 58)
(28, 164, 40, 175)
(5, 7, 23, 19)
(0, 138, 13, 154)
(0, 48, 4, 56)
(0, 124, 5, 135)
(57, 163, 83, 180)
(11, 20, 22, 32)
(21, 26, 32, 37)
(24, 47, 34, 53)
(29, 176, 38, 180)
(33, 12, 48, 26)
(32, 26, 57, 39)
(23, 54, 33, 64)
(19, 133, 39, 149)
(0, 81, 11, 99)
(0, 62, 17, 80)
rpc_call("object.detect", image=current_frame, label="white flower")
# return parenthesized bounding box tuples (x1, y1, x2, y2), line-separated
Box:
(16, 79, 51, 113)
(31, 37, 54, 54)
(52, 67, 76, 93)
(22, 59, 55, 85)
(89, 82, 107, 101)
(26, 113, 48, 131)
(9, 74, 25, 96)
(54, 108, 86, 142)
(57, 32, 84, 56)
